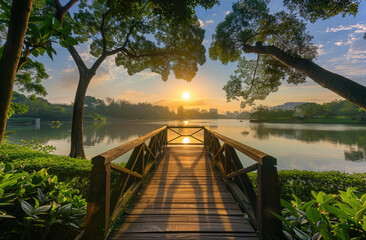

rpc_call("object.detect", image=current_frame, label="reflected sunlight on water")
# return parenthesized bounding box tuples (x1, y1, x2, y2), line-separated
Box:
(182, 137, 191, 144)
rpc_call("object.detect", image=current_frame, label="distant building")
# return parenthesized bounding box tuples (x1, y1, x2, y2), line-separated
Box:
(191, 108, 200, 112)
(226, 111, 240, 118)
(209, 108, 218, 114)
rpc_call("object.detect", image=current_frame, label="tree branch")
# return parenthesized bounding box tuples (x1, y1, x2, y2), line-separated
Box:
(53, 0, 79, 25)
(243, 43, 366, 109)
(67, 45, 88, 73)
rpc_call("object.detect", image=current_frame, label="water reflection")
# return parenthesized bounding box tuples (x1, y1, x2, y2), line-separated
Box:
(5, 119, 366, 172)
(250, 125, 366, 162)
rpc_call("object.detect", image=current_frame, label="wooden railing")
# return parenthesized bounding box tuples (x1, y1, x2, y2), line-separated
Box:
(82, 125, 282, 240)
(166, 126, 204, 145)
(204, 127, 283, 240)
(82, 126, 167, 239)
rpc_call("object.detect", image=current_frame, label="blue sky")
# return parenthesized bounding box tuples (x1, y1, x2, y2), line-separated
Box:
(31, 0, 366, 113)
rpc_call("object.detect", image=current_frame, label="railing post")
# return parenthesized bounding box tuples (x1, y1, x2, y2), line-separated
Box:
(83, 156, 108, 240)
(257, 156, 283, 240)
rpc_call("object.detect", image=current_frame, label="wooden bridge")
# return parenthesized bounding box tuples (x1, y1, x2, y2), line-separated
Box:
(81, 126, 283, 240)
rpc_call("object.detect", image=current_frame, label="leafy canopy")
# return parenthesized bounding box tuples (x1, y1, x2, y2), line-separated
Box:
(71, 0, 215, 81)
(210, 0, 317, 107)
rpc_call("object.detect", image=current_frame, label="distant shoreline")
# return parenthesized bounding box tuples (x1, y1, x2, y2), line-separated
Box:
(250, 118, 366, 124)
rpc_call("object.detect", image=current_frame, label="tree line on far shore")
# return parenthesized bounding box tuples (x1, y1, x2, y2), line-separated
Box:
(9, 93, 235, 122)
(251, 100, 366, 121)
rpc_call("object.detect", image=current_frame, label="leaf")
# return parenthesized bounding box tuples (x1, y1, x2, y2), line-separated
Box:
(320, 229, 333, 240)
(37, 188, 46, 203)
(306, 206, 322, 223)
(51, 176, 58, 184)
(53, 18, 61, 30)
(59, 203, 72, 213)
(293, 227, 311, 240)
(281, 199, 299, 217)
(61, 24, 72, 36)
(34, 205, 52, 215)
(0, 214, 16, 218)
(355, 207, 366, 222)
(63, 36, 78, 45)
(66, 222, 80, 229)
(0, 188, 4, 198)
(271, 210, 290, 226)
(21, 201, 33, 216)
(361, 194, 366, 204)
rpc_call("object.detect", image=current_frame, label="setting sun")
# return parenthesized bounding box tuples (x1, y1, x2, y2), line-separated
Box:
(182, 92, 191, 100)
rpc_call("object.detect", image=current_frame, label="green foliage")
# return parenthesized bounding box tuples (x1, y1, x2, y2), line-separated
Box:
(250, 105, 295, 120)
(248, 170, 366, 202)
(71, 0, 208, 82)
(277, 189, 366, 239)
(210, 0, 317, 107)
(283, 0, 360, 22)
(0, 162, 86, 240)
(15, 61, 49, 97)
(19, 140, 56, 154)
(0, 143, 92, 197)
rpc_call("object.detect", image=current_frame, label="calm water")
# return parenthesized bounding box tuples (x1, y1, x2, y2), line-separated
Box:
(6, 119, 366, 172)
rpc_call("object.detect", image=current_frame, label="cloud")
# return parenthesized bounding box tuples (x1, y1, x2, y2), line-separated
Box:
(205, 20, 214, 24)
(225, 10, 231, 15)
(326, 23, 366, 33)
(198, 19, 204, 27)
(334, 41, 345, 46)
(315, 43, 328, 56)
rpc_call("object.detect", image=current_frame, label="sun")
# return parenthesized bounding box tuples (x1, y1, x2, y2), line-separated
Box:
(182, 92, 191, 100)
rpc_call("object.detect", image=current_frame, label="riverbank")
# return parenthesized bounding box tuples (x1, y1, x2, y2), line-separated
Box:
(250, 118, 366, 124)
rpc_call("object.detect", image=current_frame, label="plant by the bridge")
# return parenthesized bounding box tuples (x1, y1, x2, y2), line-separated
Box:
(274, 189, 366, 240)
(0, 162, 86, 240)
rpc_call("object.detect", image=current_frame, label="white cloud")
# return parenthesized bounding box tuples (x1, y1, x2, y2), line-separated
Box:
(334, 41, 345, 46)
(205, 20, 214, 24)
(225, 10, 231, 15)
(326, 23, 366, 33)
(198, 19, 204, 27)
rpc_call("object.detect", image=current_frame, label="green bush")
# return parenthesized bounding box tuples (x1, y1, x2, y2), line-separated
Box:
(248, 170, 366, 202)
(0, 143, 92, 197)
(0, 162, 86, 240)
(276, 189, 366, 240)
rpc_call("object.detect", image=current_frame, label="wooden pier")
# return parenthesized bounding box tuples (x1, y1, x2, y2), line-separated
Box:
(81, 126, 283, 240)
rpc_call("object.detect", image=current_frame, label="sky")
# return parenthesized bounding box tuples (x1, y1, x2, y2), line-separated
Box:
(30, 0, 366, 114)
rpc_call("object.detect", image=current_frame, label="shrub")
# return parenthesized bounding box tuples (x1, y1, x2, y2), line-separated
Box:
(248, 170, 366, 201)
(0, 143, 92, 197)
(276, 189, 366, 240)
(0, 162, 86, 240)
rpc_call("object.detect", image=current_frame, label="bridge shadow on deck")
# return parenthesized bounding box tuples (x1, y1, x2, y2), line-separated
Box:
(108, 146, 258, 239)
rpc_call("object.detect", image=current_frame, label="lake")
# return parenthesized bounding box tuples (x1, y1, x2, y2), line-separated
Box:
(6, 119, 366, 173)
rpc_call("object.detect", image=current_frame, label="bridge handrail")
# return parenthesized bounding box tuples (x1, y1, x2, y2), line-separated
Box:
(82, 125, 283, 240)
(82, 126, 168, 240)
(203, 127, 283, 240)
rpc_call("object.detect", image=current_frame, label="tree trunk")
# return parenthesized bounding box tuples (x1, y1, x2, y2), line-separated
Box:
(0, 0, 33, 147)
(243, 44, 366, 110)
(69, 73, 92, 158)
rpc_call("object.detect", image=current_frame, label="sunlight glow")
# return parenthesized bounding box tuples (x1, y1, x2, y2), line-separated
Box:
(182, 137, 191, 144)
(182, 92, 191, 100)
(183, 120, 189, 125)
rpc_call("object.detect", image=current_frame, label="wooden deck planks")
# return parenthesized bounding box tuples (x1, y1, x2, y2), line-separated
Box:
(109, 146, 257, 240)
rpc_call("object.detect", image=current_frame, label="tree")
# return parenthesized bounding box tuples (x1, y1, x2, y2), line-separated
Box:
(0, 0, 33, 146)
(210, 0, 366, 110)
(56, 0, 216, 158)
(0, 0, 77, 146)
